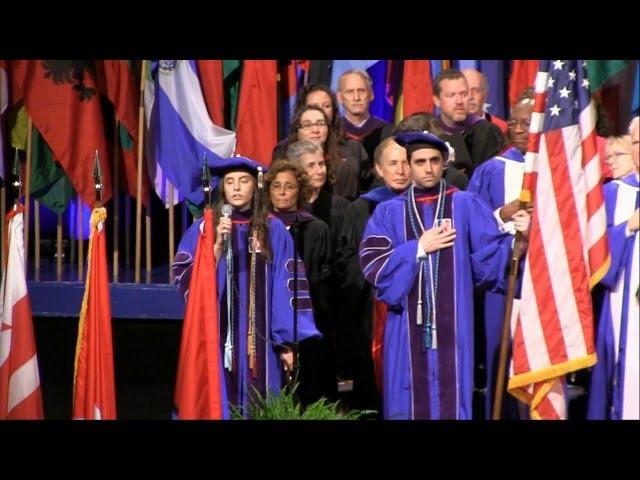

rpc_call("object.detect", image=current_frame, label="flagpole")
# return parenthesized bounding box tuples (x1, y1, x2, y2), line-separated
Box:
(125, 196, 131, 270)
(56, 214, 63, 281)
(94, 150, 103, 208)
(113, 116, 120, 283)
(34, 200, 40, 280)
(24, 118, 32, 274)
(135, 60, 147, 283)
(492, 228, 528, 419)
(168, 183, 175, 283)
(1, 180, 6, 273)
(181, 201, 188, 234)
(146, 211, 152, 284)
(78, 193, 84, 281)
(70, 209, 76, 267)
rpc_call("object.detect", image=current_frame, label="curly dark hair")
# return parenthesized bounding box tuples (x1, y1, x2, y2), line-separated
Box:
(264, 160, 312, 211)
(214, 172, 272, 262)
(288, 104, 339, 185)
(392, 111, 446, 136)
(294, 83, 348, 143)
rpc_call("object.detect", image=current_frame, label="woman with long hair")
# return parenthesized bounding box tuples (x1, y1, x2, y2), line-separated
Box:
(172, 156, 320, 418)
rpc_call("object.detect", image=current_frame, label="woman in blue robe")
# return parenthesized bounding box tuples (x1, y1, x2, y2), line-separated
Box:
(172, 156, 320, 417)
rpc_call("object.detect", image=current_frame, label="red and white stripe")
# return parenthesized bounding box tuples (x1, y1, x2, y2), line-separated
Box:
(0, 207, 44, 419)
(509, 69, 608, 420)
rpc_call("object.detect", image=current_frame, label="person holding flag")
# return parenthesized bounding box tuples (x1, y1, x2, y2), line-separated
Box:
(172, 156, 320, 418)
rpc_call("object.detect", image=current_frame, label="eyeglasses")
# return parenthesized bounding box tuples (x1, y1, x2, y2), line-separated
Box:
(606, 152, 631, 160)
(507, 119, 531, 129)
(299, 120, 327, 130)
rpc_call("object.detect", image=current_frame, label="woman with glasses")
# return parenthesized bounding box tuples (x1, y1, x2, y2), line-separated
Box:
(604, 135, 635, 180)
(588, 117, 639, 420)
(274, 89, 371, 201)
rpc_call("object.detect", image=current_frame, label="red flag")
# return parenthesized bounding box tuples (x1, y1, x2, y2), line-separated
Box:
(508, 60, 609, 419)
(509, 60, 539, 108)
(371, 299, 387, 393)
(235, 60, 278, 167)
(401, 60, 434, 118)
(11, 60, 111, 207)
(197, 60, 225, 127)
(96, 60, 151, 207)
(0, 207, 44, 419)
(174, 208, 225, 419)
(73, 207, 116, 419)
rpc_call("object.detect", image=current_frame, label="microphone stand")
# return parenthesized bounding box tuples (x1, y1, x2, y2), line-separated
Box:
(289, 213, 301, 392)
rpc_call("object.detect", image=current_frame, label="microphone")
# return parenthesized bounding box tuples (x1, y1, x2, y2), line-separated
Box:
(221, 203, 233, 245)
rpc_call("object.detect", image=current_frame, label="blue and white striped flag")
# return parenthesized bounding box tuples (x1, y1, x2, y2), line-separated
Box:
(145, 60, 236, 207)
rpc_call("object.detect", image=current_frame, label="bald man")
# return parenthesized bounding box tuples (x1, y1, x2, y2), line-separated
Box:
(462, 68, 508, 135)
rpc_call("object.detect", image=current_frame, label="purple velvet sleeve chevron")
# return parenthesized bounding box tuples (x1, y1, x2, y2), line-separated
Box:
(358, 202, 421, 308)
(360, 235, 393, 286)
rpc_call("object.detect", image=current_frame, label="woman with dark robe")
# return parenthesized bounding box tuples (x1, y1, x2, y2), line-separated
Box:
(265, 160, 337, 405)
(273, 102, 368, 201)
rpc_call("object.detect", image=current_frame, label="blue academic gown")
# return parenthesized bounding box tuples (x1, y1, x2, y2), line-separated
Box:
(173, 211, 321, 417)
(359, 184, 515, 419)
(588, 173, 639, 420)
(467, 146, 524, 418)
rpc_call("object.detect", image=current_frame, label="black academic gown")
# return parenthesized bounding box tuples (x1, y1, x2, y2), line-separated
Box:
(333, 186, 398, 415)
(272, 210, 337, 405)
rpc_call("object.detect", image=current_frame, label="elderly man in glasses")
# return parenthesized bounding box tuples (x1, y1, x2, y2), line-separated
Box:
(588, 116, 639, 420)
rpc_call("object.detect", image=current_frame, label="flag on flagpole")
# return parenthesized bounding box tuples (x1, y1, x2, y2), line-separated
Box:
(97, 60, 151, 208)
(508, 60, 609, 420)
(509, 60, 539, 108)
(174, 208, 227, 419)
(11, 60, 111, 207)
(0, 60, 8, 180)
(146, 60, 236, 208)
(586, 60, 638, 135)
(398, 60, 434, 120)
(1, 206, 44, 419)
(235, 60, 278, 167)
(197, 60, 225, 127)
(73, 207, 116, 420)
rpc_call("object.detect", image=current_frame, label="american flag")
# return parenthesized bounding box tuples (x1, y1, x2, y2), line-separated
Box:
(508, 60, 610, 420)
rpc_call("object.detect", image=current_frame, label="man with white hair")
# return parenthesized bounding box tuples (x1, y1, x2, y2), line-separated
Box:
(462, 68, 508, 135)
(337, 69, 393, 181)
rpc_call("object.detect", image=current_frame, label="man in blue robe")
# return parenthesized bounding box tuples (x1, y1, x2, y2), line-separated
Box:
(359, 132, 531, 419)
(588, 116, 639, 420)
(172, 156, 321, 418)
(467, 90, 534, 419)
